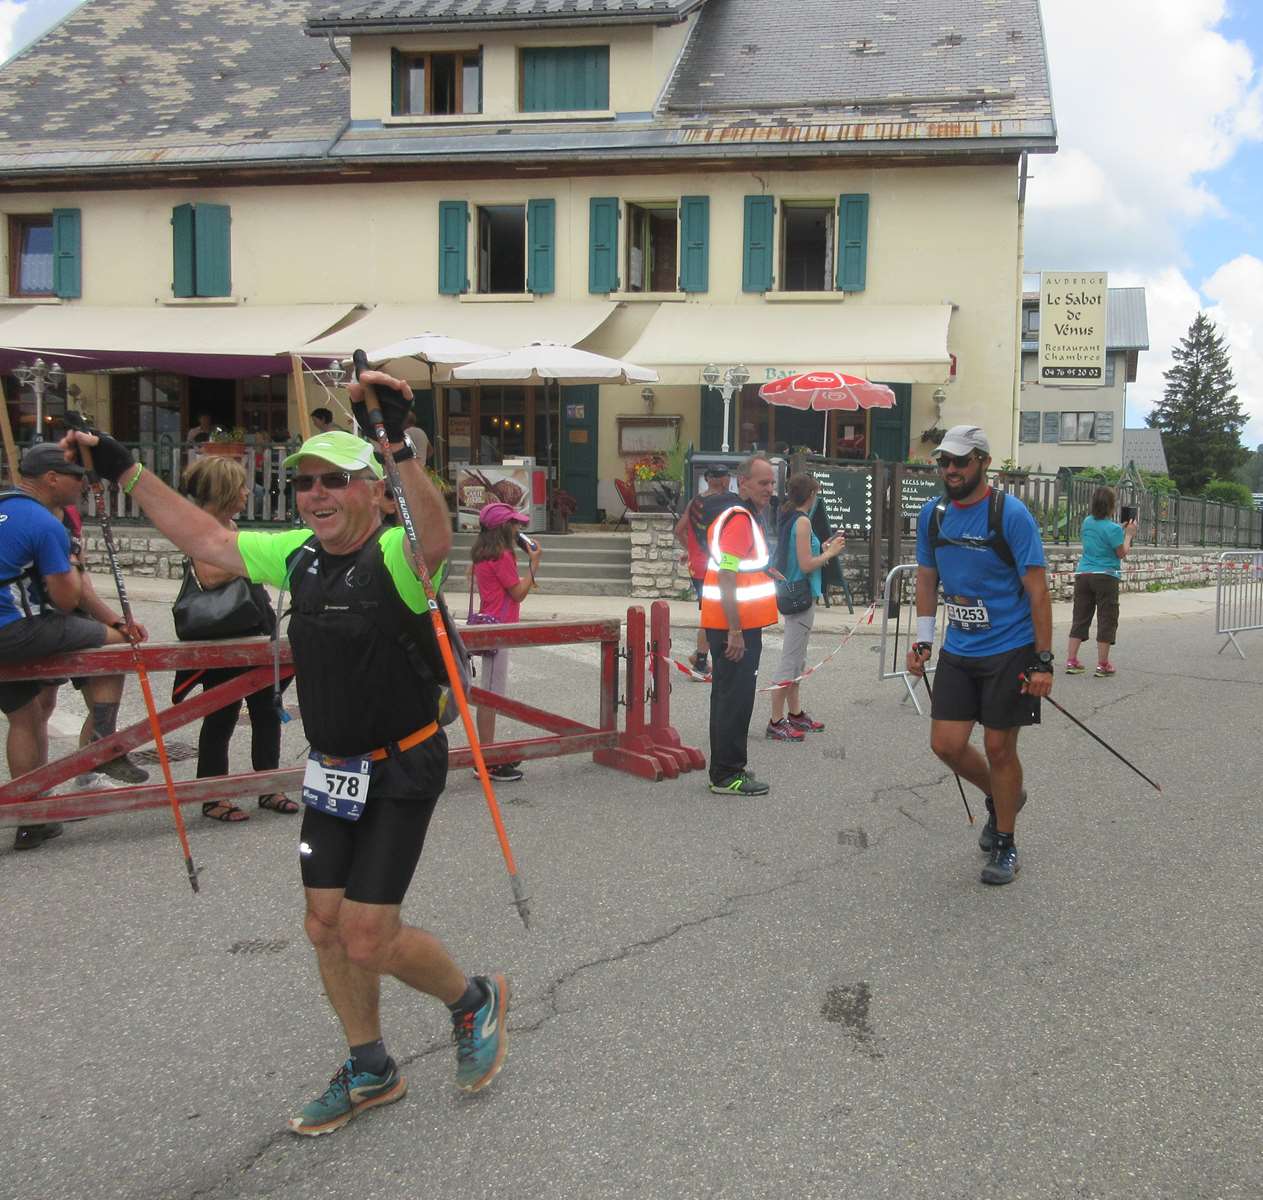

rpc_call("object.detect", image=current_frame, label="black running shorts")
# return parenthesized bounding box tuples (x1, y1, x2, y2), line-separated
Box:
(298, 731, 448, 905)
(0, 612, 107, 714)
(930, 643, 1041, 730)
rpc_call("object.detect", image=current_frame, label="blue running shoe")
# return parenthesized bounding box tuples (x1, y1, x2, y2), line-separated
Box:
(287, 1057, 407, 1136)
(452, 974, 510, 1093)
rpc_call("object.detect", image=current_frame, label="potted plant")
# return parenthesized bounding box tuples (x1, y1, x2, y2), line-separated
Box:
(628, 454, 670, 511)
(201, 426, 249, 457)
(552, 488, 578, 534)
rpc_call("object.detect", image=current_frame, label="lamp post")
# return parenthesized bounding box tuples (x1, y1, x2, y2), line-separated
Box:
(701, 363, 750, 454)
(12, 358, 64, 442)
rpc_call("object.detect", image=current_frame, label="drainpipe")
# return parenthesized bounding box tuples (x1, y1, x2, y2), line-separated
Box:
(1012, 152, 1029, 464)
(327, 34, 350, 74)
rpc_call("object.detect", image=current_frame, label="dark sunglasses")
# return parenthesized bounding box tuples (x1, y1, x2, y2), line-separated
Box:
(293, 470, 358, 492)
(935, 453, 977, 470)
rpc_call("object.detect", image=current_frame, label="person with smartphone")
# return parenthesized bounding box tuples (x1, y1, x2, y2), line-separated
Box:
(1065, 486, 1136, 678)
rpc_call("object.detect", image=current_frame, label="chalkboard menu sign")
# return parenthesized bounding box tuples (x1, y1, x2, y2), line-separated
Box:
(810, 468, 872, 533)
(900, 474, 944, 521)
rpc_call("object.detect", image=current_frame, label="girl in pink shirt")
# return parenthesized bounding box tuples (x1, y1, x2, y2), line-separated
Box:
(468, 502, 542, 782)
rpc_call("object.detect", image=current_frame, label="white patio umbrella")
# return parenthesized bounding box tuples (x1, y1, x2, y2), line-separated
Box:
(451, 342, 659, 522)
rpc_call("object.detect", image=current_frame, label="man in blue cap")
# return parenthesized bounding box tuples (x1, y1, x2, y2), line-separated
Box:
(63, 369, 509, 1135)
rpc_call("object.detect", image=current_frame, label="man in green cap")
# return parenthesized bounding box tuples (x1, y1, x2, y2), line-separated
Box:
(62, 369, 509, 1135)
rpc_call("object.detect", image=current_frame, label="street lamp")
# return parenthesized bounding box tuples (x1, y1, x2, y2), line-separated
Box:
(701, 363, 750, 453)
(12, 358, 64, 441)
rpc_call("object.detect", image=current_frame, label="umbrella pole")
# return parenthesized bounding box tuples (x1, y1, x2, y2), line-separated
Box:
(821, 411, 829, 457)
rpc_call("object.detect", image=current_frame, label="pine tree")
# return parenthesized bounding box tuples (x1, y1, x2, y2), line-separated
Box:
(1147, 312, 1247, 494)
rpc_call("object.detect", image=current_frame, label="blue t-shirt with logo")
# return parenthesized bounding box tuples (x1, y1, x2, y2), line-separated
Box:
(0, 493, 73, 628)
(915, 489, 1046, 657)
(1076, 516, 1125, 578)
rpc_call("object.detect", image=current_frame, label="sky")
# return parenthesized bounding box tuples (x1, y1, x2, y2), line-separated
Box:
(4, 0, 1263, 445)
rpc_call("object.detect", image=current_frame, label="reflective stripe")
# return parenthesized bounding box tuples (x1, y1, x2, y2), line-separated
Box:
(701, 581, 777, 603)
(707, 505, 769, 572)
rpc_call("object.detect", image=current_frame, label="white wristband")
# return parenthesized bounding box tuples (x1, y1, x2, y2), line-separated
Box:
(916, 616, 936, 644)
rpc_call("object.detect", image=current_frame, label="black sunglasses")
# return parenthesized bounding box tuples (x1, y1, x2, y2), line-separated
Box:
(935, 453, 978, 470)
(293, 470, 359, 492)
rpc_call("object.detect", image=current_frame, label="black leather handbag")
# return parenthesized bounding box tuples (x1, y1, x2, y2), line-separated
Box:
(774, 513, 814, 615)
(172, 562, 272, 641)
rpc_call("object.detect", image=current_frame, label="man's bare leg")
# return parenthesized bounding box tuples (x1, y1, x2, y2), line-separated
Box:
(929, 718, 990, 794)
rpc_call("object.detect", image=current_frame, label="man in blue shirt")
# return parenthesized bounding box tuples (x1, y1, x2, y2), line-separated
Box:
(905, 426, 1054, 886)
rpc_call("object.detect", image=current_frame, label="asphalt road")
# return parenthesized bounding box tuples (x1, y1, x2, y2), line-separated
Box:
(1, 589, 1258, 1200)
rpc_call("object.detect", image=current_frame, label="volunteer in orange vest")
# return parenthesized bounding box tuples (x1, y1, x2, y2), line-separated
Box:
(700, 454, 778, 796)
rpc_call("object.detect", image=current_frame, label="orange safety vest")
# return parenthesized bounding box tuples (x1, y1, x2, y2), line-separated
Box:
(699, 505, 778, 631)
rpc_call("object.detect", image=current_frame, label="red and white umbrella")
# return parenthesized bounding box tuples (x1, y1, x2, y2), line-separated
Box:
(758, 371, 896, 454)
(758, 371, 895, 411)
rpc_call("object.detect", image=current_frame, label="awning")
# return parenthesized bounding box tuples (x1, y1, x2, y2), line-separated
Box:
(622, 303, 953, 386)
(300, 302, 618, 379)
(0, 304, 360, 378)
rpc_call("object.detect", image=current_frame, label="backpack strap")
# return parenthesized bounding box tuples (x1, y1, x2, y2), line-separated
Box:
(987, 489, 1016, 569)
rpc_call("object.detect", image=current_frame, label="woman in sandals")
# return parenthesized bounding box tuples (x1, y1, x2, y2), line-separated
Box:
(172, 455, 295, 822)
(1065, 485, 1136, 678)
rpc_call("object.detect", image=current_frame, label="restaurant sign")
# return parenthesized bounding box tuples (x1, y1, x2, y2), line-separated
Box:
(1038, 272, 1107, 386)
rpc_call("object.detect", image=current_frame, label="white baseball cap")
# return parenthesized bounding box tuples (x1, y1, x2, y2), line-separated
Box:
(936, 425, 990, 457)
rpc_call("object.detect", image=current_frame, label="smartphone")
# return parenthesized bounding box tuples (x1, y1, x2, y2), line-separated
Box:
(517, 532, 538, 553)
(1119, 505, 1137, 524)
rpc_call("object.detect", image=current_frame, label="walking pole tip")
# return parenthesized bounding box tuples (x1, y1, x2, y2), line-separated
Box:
(510, 874, 532, 931)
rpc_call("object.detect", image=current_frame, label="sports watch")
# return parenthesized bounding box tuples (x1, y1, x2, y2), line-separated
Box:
(1029, 650, 1054, 674)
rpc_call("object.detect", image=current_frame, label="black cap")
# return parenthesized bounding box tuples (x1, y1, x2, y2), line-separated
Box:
(703, 463, 731, 479)
(20, 443, 84, 478)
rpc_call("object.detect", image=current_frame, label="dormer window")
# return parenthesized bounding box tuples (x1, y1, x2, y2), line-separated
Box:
(392, 50, 482, 116)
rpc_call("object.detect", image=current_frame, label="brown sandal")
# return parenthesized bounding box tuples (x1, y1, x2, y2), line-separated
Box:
(202, 800, 249, 823)
(258, 793, 299, 815)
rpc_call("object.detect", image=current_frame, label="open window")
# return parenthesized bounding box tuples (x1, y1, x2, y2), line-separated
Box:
(477, 205, 526, 294)
(625, 203, 678, 293)
(392, 50, 482, 116)
(779, 203, 834, 291)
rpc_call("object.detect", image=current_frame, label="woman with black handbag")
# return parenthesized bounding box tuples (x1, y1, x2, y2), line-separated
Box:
(766, 474, 845, 743)
(171, 455, 295, 822)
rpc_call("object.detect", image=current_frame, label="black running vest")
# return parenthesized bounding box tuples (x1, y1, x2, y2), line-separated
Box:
(284, 530, 442, 758)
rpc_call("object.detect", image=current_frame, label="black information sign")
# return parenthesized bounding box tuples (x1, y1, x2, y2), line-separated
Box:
(900, 474, 944, 521)
(810, 468, 872, 533)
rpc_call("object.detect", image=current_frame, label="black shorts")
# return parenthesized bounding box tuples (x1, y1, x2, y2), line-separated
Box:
(931, 643, 1040, 730)
(0, 612, 107, 715)
(298, 731, 448, 905)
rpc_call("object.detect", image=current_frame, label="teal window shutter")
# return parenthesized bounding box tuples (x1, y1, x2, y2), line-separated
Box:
(522, 46, 609, 112)
(194, 203, 232, 297)
(588, 197, 619, 293)
(438, 200, 469, 295)
(837, 193, 869, 292)
(171, 204, 196, 298)
(1042, 412, 1060, 443)
(742, 196, 774, 292)
(527, 199, 556, 295)
(678, 195, 709, 293)
(391, 49, 405, 116)
(1019, 412, 1040, 443)
(51, 208, 81, 299)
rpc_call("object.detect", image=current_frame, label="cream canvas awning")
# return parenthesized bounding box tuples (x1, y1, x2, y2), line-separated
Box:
(300, 302, 618, 379)
(622, 303, 953, 386)
(0, 304, 359, 378)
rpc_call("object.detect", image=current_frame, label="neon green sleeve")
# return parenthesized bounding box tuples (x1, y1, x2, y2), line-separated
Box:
(719, 552, 742, 572)
(236, 529, 316, 587)
(380, 524, 447, 614)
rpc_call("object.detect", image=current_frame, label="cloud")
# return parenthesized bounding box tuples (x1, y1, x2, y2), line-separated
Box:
(1203, 255, 1263, 446)
(0, 2, 28, 65)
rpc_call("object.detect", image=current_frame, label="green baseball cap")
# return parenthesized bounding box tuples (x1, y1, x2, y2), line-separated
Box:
(283, 430, 384, 479)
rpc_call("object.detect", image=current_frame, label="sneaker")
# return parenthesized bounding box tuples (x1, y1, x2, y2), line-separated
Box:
(765, 719, 805, 742)
(980, 838, 1020, 885)
(978, 791, 1026, 853)
(786, 710, 826, 733)
(689, 653, 709, 677)
(1064, 658, 1086, 675)
(98, 754, 149, 784)
(1094, 662, 1116, 678)
(487, 763, 524, 783)
(708, 772, 770, 796)
(452, 974, 510, 1093)
(70, 771, 125, 792)
(13, 823, 63, 850)
(288, 1057, 407, 1137)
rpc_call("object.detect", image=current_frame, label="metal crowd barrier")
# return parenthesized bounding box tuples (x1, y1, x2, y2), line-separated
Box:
(1215, 550, 1263, 659)
(876, 563, 944, 716)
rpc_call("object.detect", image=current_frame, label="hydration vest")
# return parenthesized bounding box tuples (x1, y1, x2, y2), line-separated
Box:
(283, 530, 448, 758)
(699, 501, 777, 631)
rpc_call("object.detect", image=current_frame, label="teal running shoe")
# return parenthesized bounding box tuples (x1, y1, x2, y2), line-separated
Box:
(452, 974, 510, 1093)
(708, 772, 770, 796)
(287, 1057, 406, 1136)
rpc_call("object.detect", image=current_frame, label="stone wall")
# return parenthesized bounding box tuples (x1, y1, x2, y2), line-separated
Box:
(629, 512, 693, 599)
(79, 530, 183, 579)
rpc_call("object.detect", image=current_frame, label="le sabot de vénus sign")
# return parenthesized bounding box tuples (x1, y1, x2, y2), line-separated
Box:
(1038, 272, 1107, 387)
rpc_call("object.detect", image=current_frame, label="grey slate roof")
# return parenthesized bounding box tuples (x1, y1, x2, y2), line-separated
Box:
(0, 0, 348, 162)
(664, 0, 1054, 123)
(1121, 428, 1168, 475)
(309, 0, 704, 33)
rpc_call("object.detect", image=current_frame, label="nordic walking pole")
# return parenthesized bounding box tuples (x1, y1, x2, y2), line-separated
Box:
(69, 420, 201, 894)
(1038, 687, 1163, 794)
(918, 666, 974, 824)
(351, 352, 531, 930)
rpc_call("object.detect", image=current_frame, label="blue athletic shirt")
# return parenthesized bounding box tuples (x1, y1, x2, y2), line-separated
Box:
(915, 488, 1046, 657)
(0, 493, 73, 628)
(1075, 515, 1125, 578)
